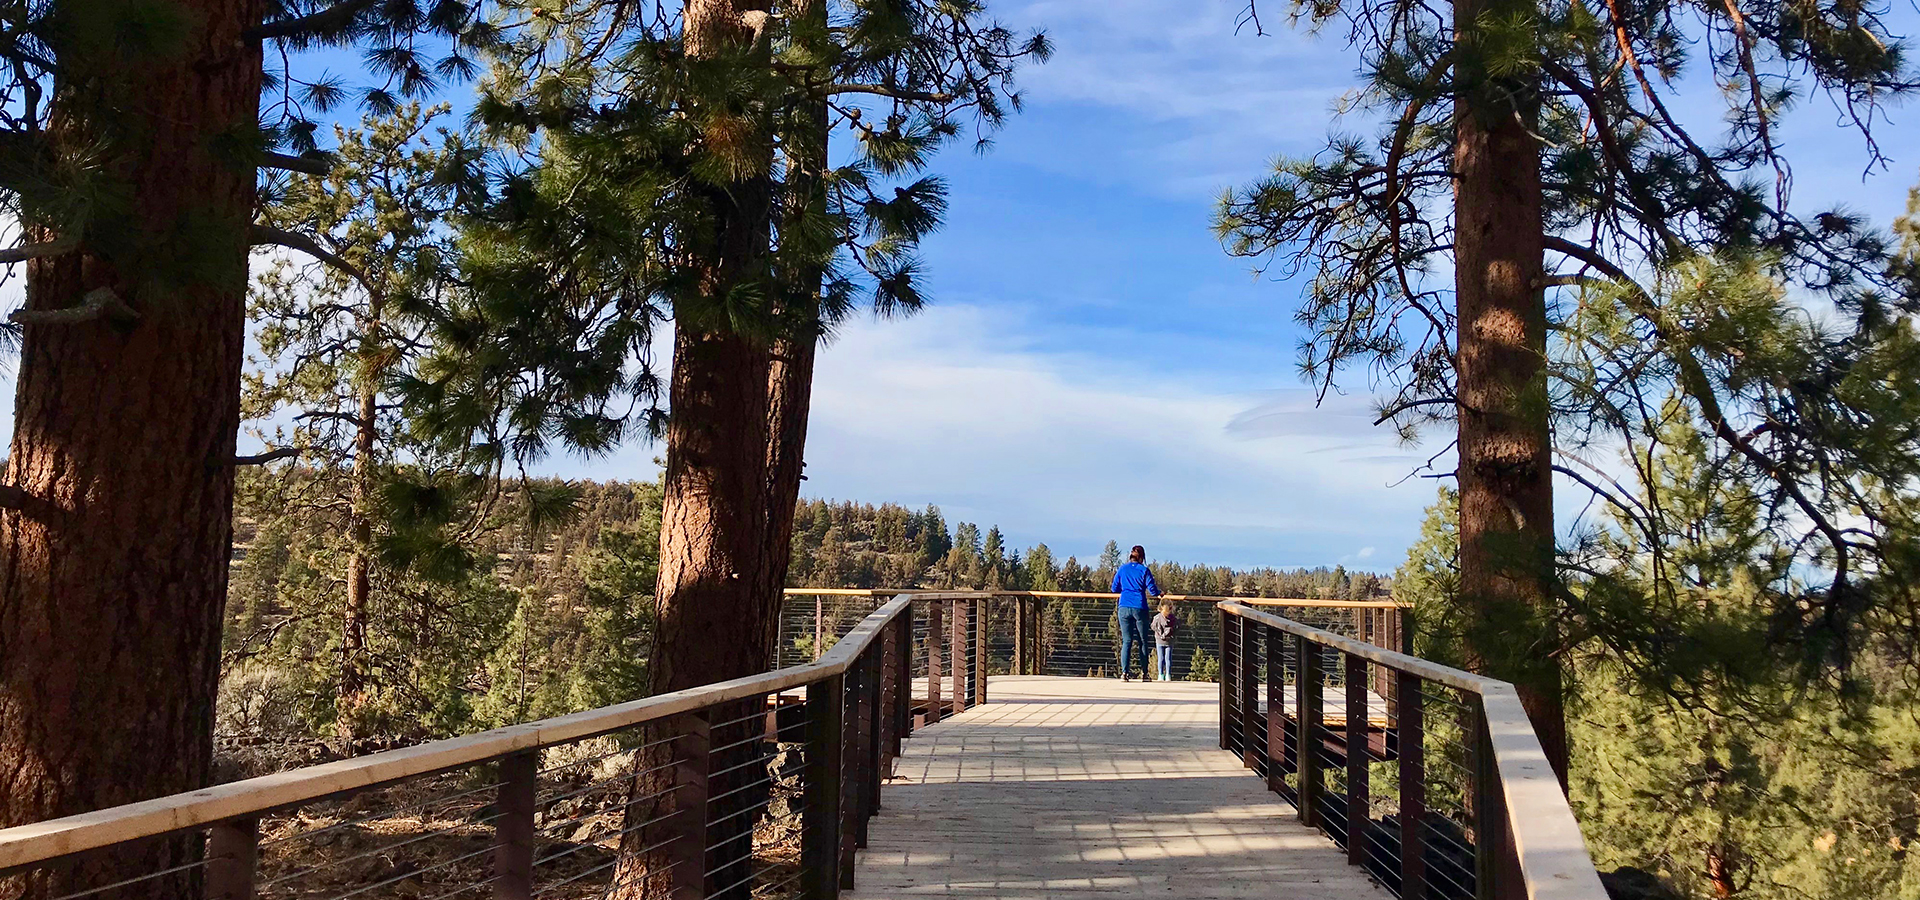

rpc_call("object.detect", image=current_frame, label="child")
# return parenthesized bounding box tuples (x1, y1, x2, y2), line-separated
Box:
(1151, 601, 1179, 682)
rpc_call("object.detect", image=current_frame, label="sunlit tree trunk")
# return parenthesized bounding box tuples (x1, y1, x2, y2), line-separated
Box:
(1451, 0, 1568, 786)
(764, 0, 829, 631)
(337, 305, 383, 743)
(613, 2, 779, 897)
(0, 0, 264, 894)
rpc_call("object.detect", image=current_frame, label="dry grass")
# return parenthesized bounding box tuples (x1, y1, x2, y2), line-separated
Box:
(246, 741, 806, 900)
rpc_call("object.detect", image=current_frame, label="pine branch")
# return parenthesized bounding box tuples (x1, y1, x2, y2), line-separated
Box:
(1545, 235, 1857, 593)
(1537, 60, 1685, 255)
(251, 224, 378, 298)
(261, 151, 330, 176)
(0, 236, 77, 264)
(1373, 396, 1457, 425)
(296, 410, 369, 427)
(0, 484, 52, 519)
(1718, 0, 1787, 203)
(1540, 273, 1609, 289)
(828, 84, 956, 103)
(234, 447, 312, 465)
(246, 0, 381, 41)
(9, 286, 140, 326)
(1542, 236, 1647, 291)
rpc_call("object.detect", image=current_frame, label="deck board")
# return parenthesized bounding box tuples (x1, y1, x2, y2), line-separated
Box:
(849, 676, 1393, 899)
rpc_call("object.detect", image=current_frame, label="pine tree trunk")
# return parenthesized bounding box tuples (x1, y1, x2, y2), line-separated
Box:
(612, 2, 778, 897)
(1452, 0, 1569, 787)
(0, 0, 263, 894)
(652, 327, 781, 693)
(337, 375, 378, 743)
(762, 0, 830, 639)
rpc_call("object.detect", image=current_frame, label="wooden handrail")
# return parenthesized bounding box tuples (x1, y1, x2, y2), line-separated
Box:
(0, 595, 927, 874)
(783, 587, 1404, 609)
(1217, 600, 1607, 900)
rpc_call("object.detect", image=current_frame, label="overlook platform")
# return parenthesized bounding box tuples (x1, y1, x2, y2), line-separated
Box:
(853, 676, 1388, 899)
(0, 593, 1605, 900)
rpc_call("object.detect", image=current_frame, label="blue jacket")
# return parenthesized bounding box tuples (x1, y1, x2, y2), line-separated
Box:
(1111, 561, 1161, 609)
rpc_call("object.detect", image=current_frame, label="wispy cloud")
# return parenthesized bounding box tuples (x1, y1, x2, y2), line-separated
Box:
(787, 304, 1441, 568)
(994, 0, 1367, 200)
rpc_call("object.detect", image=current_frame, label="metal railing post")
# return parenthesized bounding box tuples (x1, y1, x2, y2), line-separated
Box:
(869, 648, 886, 819)
(853, 650, 875, 852)
(974, 597, 987, 706)
(893, 615, 912, 747)
(1014, 595, 1027, 675)
(814, 596, 826, 661)
(1345, 653, 1369, 866)
(1034, 596, 1046, 676)
(839, 670, 860, 889)
(879, 620, 900, 773)
(1398, 671, 1427, 900)
(948, 599, 965, 715)
(1239, 616, 1259, 770)
(666, 713, 711, 900)
(1265, 624, 1289, 796)
(1470, 701, 1523, 900)
(1296, 631, 1323, 828)
(926, 601, 943, 725)
(1217, 606, 1230, 749)
(206, 817, 259, 900)
(803, 675, 845, 900)
(493, 752, 537, 900)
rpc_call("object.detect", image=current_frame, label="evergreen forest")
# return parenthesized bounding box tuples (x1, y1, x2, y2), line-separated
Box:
(0, 0, 1916, 899)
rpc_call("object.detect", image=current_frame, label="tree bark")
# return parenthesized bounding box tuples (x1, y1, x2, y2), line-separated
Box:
(762, 0, 830, 646)
(0, 0, 264, 895)
(1451, 0, 1568, 786)
(613, 2, 778, 897)
(337, 340, 380, 743)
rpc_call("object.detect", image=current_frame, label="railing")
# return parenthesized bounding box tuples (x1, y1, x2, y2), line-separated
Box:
(1216, 601, 1605, 900)
(781, 588, 1406, 681)
(0, 593, 995, 900)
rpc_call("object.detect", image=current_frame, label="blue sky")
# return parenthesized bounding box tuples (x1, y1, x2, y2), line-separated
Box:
(558, 1, 1441, 570)
(6, 0, 1918, 573)
(742, 0, 1920, 571)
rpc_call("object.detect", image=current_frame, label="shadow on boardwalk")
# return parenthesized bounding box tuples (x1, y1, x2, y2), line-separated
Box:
(852, 676, 1391, 899)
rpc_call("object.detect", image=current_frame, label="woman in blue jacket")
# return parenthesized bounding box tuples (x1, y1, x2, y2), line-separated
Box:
(1111, 545, 1162, 682)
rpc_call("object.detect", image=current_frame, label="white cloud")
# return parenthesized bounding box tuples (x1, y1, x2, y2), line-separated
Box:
(790, 304, 1441, 568)
(993, 0, 1370, 200)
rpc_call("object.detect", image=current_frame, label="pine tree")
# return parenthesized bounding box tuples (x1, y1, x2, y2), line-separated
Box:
(1218, 0, 1918, 782)
(956, 522, 983, 557)
(439, 19, 1044, 889)
(1026, 543, 1059, 591)
(920, 504, 952, 562)
(247, 104, 483, 740)
(0, 0, 484, 888)
(1395, 487, 1463, 665)
(1059, 556, 1094, 592)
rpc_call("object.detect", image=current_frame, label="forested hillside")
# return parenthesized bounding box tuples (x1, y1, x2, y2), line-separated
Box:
(786, 498, 1389, 599)
(222, 479, 1389, 748)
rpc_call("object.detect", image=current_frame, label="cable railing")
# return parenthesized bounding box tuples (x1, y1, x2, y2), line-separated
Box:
(780, 588, 1406, 681)
(0, 593, 995, 900)
(0, 591, 1584, 900)
(1216, 600, 1606, 900)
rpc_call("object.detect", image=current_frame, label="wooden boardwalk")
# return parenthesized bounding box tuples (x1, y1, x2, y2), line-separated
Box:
(851, 675, 1391, 899)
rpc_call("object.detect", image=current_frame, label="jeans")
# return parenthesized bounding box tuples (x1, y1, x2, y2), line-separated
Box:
(1117, 606, 1152, 678)
(1157, 644, 1173, 681)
